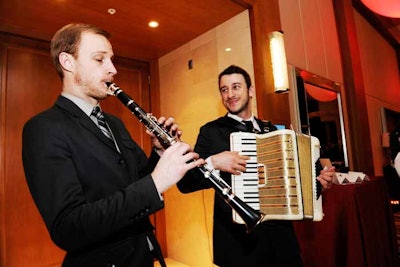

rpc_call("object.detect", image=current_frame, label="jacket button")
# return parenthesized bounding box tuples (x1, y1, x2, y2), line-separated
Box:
(118, 158, 125, 165)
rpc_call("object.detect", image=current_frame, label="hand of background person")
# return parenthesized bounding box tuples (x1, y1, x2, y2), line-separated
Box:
(317, 166, 335, 190)
(152, 142, 204, 194)
(210, 151, 250, 175)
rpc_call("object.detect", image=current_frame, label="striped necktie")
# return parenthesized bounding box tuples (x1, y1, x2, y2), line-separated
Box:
(91, 106, 113, 140)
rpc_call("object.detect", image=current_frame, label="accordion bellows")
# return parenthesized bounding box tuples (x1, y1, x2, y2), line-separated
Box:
(230, 129, 323, 223)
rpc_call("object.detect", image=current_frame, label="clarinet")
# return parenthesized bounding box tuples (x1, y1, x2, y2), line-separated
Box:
(106, 82, 264, 232)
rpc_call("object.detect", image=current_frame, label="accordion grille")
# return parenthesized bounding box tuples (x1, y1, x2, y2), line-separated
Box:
(256, 133, 300, 215)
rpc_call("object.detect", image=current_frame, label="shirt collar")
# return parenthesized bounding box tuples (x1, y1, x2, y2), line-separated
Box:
(227, 113, 255, 123)
(227, 113, 260, 132)
(61, 92, 98, 117)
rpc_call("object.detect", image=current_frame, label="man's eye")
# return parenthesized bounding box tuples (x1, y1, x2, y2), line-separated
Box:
(95, 58, 103, 62)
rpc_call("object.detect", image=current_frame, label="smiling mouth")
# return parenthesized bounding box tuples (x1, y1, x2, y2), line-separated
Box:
(227, 98, 238, 105)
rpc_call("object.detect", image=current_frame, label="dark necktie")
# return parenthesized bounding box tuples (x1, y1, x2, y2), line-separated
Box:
(243, 120, 255, 133)
(91, 106, 113, 140)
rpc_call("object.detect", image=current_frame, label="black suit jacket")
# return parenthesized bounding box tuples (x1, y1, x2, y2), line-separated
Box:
(390, 128, 400, 161)
(23, 96, 165, 267)
(178, 115, 303, 267)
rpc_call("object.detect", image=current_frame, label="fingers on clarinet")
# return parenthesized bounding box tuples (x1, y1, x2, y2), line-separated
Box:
(170, 125, 179, 137)
(164, 116, 175, 126)
(188, 159, 201, 169)
(156, 116, 166, 125)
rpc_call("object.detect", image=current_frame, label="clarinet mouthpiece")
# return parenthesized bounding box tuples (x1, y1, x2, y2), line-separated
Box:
(105, 82, 117, 95)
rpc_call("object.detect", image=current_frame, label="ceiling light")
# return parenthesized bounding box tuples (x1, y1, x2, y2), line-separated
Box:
(225, 48, 232, 52)
(148, 21, 159, 28)
(107, 8, 116, 15)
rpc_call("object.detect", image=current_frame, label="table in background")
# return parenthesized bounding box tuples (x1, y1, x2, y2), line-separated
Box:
(293, 176, 399, 267)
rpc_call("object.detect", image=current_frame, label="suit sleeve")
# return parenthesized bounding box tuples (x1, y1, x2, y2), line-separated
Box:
(177, 124, 228, 193)
(390, 130, 400, 161)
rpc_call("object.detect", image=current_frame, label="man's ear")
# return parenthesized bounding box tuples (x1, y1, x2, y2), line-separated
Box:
(249, 85, 255, 98)
(59, 52, 74, 72)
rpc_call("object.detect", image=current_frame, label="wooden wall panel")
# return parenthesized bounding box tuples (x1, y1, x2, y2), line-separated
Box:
(101, 59, 151, 152)
(247, 0, 291, 125)
(3, 43, 65, 267)
(0, 34, 163, 267)
(332, 0, 373, 174)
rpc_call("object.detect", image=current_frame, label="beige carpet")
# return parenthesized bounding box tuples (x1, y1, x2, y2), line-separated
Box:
(154, 258, 191, 267)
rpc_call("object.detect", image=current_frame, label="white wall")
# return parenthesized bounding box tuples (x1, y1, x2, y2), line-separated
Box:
(279, 0, 343, 84)
(354, 10, 400, 175)
(158, 10, 254, 266)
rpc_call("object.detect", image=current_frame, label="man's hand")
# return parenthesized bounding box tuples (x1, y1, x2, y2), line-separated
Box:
(210, 151, 250, 175)
(145, 116, 182, 153)
(317, 166, 335, 190)
(152, 142, 205, 193)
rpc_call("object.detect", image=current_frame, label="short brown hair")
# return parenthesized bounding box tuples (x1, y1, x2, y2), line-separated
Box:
(50, 23, 111, 79)
(218, 65, 252, 89)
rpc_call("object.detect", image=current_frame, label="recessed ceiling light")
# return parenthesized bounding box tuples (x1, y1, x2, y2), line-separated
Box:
(225, 48, 232, 52)
(108, 8, 116, 15)
(148, 21, 159, 28)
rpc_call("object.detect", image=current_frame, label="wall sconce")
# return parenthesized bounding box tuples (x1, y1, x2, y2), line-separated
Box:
(269, 31, 289, 93)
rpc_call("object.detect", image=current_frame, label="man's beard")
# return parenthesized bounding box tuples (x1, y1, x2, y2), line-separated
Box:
(75, 73, 107, 100)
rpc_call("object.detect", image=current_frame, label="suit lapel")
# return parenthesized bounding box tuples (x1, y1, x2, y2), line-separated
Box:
(104, 114, 125, 154)
(255, 118, 276, 133)
(217, 116, 248, 132)
(55, 96, 119, 152)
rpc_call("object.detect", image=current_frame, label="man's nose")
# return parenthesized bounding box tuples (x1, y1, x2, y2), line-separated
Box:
(108, 62, 118, 76)
(227, 88, 235, 97)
